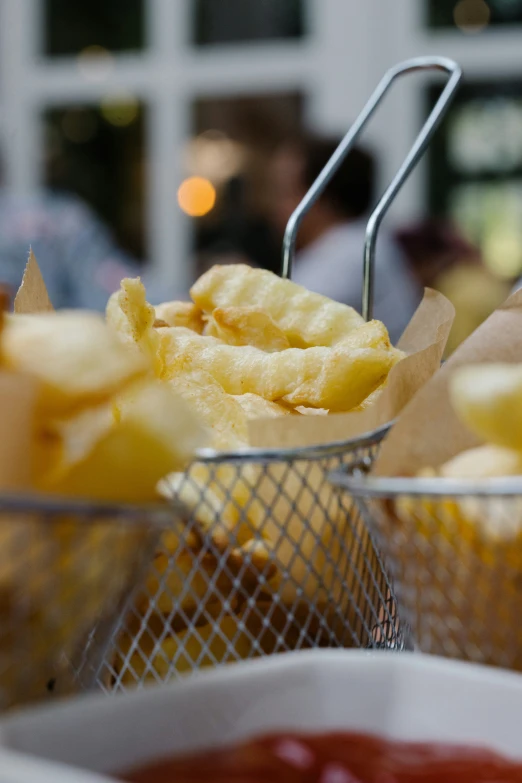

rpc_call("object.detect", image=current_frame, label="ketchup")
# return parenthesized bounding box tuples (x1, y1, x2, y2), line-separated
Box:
(123, 731, 522, 782)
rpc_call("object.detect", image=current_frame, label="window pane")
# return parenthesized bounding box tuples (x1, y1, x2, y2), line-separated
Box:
(44, 0, 145, 56)
(44, 102, 146, 262)
(427, 80, 522, 277)
(193, 0, 305, 45)
(188, 93, 304, 275)
(427, 0, 522, 29)
(451, 181, 522, 277)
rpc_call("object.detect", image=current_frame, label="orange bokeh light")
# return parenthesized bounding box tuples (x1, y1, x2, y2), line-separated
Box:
(177, 176, 216, 217)
(453, 0, 490, 33)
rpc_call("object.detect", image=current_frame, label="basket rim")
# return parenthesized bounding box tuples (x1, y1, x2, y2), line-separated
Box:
(0, 492, 184, 523)
(330, 472, 522, 499)
(193, 421, 394, 464)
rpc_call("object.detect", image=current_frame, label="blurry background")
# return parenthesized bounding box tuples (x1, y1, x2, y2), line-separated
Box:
(0, 0, 520, 338)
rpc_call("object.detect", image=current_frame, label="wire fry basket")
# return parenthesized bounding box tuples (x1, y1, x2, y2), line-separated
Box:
(94, 427, 402, 692)
(90, 56, 461, 692)
(0, 494, 172, 711)
(332, 473, 522, 671)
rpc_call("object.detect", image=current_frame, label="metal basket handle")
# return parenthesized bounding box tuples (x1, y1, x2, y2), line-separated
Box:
(281, 56, 463, 321)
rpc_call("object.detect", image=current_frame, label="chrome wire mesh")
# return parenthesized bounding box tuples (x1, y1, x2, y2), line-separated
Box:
(86, 55, 460, 694)
(91, 426, 403, 693)
(0, 496, 169, 711)
(333, 474, 522, 671)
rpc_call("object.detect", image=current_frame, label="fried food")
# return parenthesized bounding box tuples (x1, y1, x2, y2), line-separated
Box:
(388, 366, 522, 669)
(100, 267, 407, 684)
(233, 392, 294, 420)
(450, 363, 522, 451)
(159, 322, 398, 412)
(0, 275, 211, 707)
(352, 381, 387, 413)
(190, 263, 365, 348)
(205, 306, 291, 352)
(106, 278, 162, 375)
(1, 311, 148, 417)
(114, 614, 255, 684)
(161, 461, 269, 551)
(167, 368, 248, 450)
(148, 534, 277, 618)
(427, 444, 522, 480)
(154, 301, 204, 334)
(37, 381, 206, 502)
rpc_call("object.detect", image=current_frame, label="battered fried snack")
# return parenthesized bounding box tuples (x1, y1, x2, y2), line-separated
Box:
(159, 322, 398, 412)
(0, 287, 208, 708)
(167, 368, 248, 450)
(37, 381, 205, 503)
(103, 269, 406, 684)
(161, 462, 267, 551)
(191, 263, 365, 348)
(233, 392, 294, 420)
(205, 306, 291, 352)
(450, 363, 522, 452)
(2, 311, 148, 417)
(352, 381, 387, 413)
(106, 278, 162, 375)
(154, 301, 204, 334)
(421, 444, 522, 480)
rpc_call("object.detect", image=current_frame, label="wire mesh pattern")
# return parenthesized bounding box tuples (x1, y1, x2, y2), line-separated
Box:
(334, 475, 522, 671)
(89, 427, 403, 693)
(85, 55, 460, 694)
(0, 496, 169, 711)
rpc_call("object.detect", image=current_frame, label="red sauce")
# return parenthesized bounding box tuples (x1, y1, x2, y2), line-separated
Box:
(123, 731, 522, 782)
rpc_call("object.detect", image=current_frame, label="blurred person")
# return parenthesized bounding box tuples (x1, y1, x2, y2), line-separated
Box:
(195, 175, 280, 278)
(0, 188, 162, 310)
(396, 218, 479, 290)
(269, 135, 421, 343)
(397, 219, 510, 355)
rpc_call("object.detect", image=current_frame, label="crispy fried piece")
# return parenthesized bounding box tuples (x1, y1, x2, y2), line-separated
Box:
(38, 402, 114, 483)
(106, 277, 161, 375)
(1, 311, 148, 417)
(158, 471, 230, 551)
(431, 444, 522, 480)
(161, 461, 267, 550)
(393, 445, 522, 546)
(159, 322, 399, 412)
(205, 306, 291, 352)
(233, 392, 294, 420)
(37, 381, 206, 502)
(351, 381, 386, 412)
(254, 460, 369, 626)
(190, 263, 365, 348)
(154, 301, 204, 334)
(167, 368, 248, 450)
(148, 537, 277, 618)
(167, 372, 292, 448)
(450, 363, 522, 451)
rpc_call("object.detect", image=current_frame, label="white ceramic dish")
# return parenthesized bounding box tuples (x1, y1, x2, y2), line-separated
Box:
(0, 747, 113, 783)
(1, 650, 522, 780)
